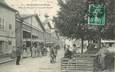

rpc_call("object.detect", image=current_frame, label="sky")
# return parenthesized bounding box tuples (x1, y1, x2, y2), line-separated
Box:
(5, 0, 60, 30)
(6, 0, 59, 18)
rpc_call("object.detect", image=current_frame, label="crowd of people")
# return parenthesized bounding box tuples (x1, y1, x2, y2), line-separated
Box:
(94, 43, 114, 71)
(63, 43, 114, 71)
(30, 43, 48, 58)
(64, 44, 80, 59)
(13, 41, 114, 72)
(12, 42, 60, 65)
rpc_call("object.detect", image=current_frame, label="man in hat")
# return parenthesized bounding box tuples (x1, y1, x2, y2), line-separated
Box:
(16, 46, 22, 65)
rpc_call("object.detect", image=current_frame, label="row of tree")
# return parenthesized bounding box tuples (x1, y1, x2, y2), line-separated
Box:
(53, 0, 115, 52)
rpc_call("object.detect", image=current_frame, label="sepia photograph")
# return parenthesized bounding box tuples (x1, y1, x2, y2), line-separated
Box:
(0, 0, 115, 72)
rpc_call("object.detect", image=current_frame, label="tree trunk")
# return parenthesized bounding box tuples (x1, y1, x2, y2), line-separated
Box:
(81, 37, 84, 53)
(98, 27, 101, 49)
(98, 35, 101, 49)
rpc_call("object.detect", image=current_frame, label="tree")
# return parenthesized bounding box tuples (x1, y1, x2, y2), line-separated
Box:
(54, 0, 115, 51)
(54, 0, 87, 39)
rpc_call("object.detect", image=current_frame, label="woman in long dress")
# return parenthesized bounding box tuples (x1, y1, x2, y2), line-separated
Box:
(31, 46, 36, 58)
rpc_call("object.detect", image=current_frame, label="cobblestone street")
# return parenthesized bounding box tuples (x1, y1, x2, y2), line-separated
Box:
(0, 49, 64, 72)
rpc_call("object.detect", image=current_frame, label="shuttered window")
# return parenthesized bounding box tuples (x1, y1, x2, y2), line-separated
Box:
(0, 18, 4, 30)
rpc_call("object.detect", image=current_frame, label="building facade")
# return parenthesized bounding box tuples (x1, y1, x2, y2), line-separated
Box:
(16, 14, 59, 48)
(0, 2, 16, 56)
(16, 14, 45, 48)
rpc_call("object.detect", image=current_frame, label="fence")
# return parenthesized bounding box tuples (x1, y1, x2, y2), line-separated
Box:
(61, 54, 96, 72)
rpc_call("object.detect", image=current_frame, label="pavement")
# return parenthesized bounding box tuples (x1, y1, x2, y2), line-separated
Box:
(0, 49, 64, 72)
(0, 48, 114, 72)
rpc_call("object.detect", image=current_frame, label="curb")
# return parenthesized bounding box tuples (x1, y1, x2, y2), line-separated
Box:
(0, 56, 30, 64)
(0, 58, 14, 64)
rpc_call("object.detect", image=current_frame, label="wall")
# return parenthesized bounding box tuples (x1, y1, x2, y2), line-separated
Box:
(0, 5, 16, 54)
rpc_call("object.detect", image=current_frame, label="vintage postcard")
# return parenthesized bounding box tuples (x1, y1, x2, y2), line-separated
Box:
(0, 0, 114, 72)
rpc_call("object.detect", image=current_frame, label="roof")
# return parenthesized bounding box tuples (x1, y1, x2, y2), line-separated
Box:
(21, 14, 46, 32)
(21, 14, 35, 19)
(0, 0, 6, 4)
(0, 0, 17, 12)
(35, 15, 46, 32)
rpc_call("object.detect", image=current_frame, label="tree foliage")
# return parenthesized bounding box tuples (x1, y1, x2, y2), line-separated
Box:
(54, 0, 115, 40)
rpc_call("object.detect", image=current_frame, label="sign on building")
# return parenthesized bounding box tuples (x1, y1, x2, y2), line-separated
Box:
(88, 4, 105, 25)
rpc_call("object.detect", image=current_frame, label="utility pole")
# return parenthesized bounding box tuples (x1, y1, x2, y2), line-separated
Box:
(31, 17, 32, 48)
(20, 19, 23, 48)
(44, 14, 49, 47)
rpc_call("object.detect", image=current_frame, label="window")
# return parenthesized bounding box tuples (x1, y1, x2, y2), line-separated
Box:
(0, 41, 3, 53)
(8, 41, 12, 45)
(0, 18, 4, 30)
(9, 24, 12, 30)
